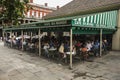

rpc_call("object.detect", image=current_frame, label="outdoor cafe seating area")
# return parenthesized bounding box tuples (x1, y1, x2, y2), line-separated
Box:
(4, 32, 111, 64)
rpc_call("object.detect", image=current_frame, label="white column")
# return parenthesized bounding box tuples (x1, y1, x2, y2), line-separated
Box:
(10, 31, 12, 48)
(70, 29, 73, 69)
(4, 32, 7, 46)
(2, 20, 4, 41)
(12, 20, 14, 25)
(38, 29, 41, 56)
(6, 32, 7, 39)
(28, 20, 31, 23)
(100, 29, 102, 57)
(21, 30, 24, 51)
(15, 32, 17, 37)
(2, 30, 4, 42)
(30, 32, 32, 41)
(23, 20, 26, 24)
(112, 9, 120, 50)
(2, 20, 4, 26)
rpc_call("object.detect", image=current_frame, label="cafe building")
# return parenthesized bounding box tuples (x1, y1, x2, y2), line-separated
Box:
(3, 0, 120, 68)
(44, 0, 120, 51)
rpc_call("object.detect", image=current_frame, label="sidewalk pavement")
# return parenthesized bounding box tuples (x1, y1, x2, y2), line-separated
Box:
(0, 42, 120, 80)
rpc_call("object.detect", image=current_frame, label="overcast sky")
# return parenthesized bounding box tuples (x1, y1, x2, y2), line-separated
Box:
(34, 0, 73, 7)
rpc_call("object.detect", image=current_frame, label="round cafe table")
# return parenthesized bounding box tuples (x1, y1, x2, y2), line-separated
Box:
(66, 52, 76, 55)
(48, 48, 57, 51)
(48, 48, 57, 58)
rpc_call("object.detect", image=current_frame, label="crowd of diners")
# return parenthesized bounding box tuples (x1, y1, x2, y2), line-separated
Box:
(4, 34, 110, 62)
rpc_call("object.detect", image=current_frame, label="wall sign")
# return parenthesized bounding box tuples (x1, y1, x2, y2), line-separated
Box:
(72, 10, 118, 28)
(36, 20, 71, 27)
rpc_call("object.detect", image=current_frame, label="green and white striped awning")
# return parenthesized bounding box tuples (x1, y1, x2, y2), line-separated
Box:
(72, 10, 118, 29)
(3, 10, 117, 34)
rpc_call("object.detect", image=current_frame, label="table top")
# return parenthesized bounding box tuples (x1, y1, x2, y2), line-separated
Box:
(66, 52, 76, 55)
(49, 48, 57, 51)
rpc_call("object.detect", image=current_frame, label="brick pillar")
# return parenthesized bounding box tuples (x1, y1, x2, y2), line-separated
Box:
(42, 12, 44, 18)
(29, 0, 33, 3)
(38, 11, 40, 18)
(34, 10, 36, 17)
(112, 9, 120, 50)
(30, 10, 32, 18)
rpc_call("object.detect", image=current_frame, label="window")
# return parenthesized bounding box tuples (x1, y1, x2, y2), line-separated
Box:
(44, 13, 46, 16)
(32, 11, 34, 17)
(36, 11, 38, 18)
(27, 11, 30, 17)
(40, 12, 42, 19)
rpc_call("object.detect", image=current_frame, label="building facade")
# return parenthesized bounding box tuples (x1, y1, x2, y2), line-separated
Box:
(20, 0, 57, 24)
(0, 0, 57, 37)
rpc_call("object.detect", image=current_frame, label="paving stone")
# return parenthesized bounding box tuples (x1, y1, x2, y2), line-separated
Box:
(16, 68, 28, 73)
(0, 74, 9, 80)
(8, 70, 20, 76)
(0, 42, 120, 80)
(21, 71, 35, 78)
(9, 73, 25, 80)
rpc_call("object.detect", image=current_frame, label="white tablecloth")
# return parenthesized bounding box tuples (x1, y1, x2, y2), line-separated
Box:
(66, 52, 75, 55)
(49, 48, 57, 51)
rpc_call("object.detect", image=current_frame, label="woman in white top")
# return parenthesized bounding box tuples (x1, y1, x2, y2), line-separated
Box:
(43, 42, 50, 55)
(59, 43, 66, 58)
(86, 41, 92, 51)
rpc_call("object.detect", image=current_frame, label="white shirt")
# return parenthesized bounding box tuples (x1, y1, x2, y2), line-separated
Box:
(86, 43, 92, 51)
(43, 45, 49, 49)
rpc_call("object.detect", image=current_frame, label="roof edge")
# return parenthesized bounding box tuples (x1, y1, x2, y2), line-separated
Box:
(44, 3, 120, 20)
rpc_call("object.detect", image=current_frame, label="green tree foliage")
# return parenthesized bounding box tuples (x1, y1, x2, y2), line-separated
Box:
(0, 0, 5, 18)
(0, 0, 29, 25)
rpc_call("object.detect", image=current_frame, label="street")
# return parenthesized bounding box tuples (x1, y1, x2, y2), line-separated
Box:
(0, 41, 120, 80)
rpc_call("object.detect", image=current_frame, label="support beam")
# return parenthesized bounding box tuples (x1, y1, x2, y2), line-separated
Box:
(15, 32, 17, 37)
(2, 20, 4, 26)
(21, 30, 24, 51)
(38, 29, 41, 56)
(2, 30, 4, 42)
(30, 32, 32, 41)
(23, 20, 26, 24)
(12, 20, 14, 25)
(5, 32, 7, 39)
(4, 32, 7, 46)
(100, 29, 102, 57)
(10, 31, 12, 48)
(70, 29, 73, 69)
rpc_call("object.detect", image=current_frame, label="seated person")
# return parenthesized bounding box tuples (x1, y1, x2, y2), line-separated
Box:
(23, 39, 27, 46)
(59, 43, 66, 58)
(75, 41, 82, 54)
(102, 39, 108, 51)
(23, 39, 27, 50)
(35, 42, 39, 49)
(92, 40, 100, 56)
(81, 46, 87, 53)
(86, 41, 92, 51)
(43, 42, 50, 55)
(12, 38, 17, 46)
(76, 41, 81, 48)
(72, 45, 76, 55)
(49, 41, 54, 48)
(81, 44, 88, 60)
(64, 42, 69, 52)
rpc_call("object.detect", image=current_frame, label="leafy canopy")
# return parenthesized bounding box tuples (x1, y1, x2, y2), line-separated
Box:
(0, 0, 29, 25)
